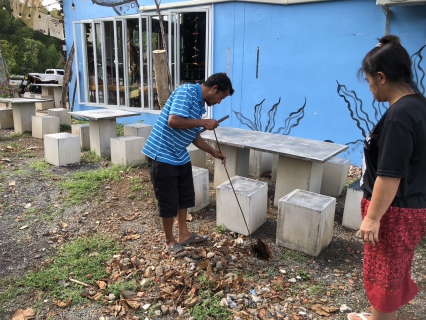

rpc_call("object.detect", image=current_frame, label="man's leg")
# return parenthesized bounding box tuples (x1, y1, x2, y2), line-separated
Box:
(177, 208, 191, 243)
(162, 216, 177, 248)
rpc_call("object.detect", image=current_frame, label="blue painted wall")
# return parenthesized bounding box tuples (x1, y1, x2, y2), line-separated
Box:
(63, 0, 426, 165)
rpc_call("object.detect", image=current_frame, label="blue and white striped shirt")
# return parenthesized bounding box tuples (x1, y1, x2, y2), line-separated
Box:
(142, 83, 206, 165)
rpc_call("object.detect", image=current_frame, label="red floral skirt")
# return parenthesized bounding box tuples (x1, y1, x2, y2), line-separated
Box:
(361, 197, 426, 313)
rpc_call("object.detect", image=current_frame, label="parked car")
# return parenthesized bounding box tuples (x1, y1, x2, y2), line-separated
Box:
(43, 69, 64, 84)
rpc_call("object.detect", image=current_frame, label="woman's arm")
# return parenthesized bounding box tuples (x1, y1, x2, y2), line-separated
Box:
(360, 176, 400, 246)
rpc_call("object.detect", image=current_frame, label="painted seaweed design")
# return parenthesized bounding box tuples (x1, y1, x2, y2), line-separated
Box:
(412, 44, 426, 95)
(232, 97, 306, 135)
(336, 80, 377, 138)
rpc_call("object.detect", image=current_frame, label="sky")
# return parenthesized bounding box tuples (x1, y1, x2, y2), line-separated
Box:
(42, 0, 61, 10)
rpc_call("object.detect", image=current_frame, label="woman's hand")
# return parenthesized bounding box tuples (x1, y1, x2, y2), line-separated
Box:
(360, 216, 380, 246)
(211, 149, 226, 165)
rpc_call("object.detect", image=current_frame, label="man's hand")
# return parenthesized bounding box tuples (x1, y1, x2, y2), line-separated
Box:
(202, 119, 219, 131)
(211, 149, 226, 165)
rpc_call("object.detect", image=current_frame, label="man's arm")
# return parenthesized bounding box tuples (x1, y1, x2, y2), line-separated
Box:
(192, 134, 226, 164)
(168, 115, 219, 130)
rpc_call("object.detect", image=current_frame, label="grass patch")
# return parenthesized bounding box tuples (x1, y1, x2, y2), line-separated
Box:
(189, 292, 231, 320)
(0, 133, 30, 142)
(129, 177, 143, 192)
(60, 124, 72, 132)
(59, 165, 124, 205)
(81, 151, 102, 163)
(278, 250, 308, 264)
(30, 160, 50, 172)
(216, 224, 227, 234)
(0, 235, 121, 306)
(116, 122, 126, 137)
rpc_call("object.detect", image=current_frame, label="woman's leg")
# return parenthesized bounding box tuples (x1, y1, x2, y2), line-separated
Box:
(371, 306, 397, 320)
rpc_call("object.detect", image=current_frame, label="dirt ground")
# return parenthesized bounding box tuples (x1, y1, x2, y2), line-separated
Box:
(0, 130, 425, 320)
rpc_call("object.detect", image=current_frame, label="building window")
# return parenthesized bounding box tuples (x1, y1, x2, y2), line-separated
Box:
(73, 7, 210, 111)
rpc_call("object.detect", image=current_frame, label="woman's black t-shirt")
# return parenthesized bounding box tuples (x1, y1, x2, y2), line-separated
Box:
(360, 94, 426, 208)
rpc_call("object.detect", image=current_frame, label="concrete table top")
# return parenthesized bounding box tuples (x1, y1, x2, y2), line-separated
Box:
(0, 98, 52, 103)
(68, 109, 140, 120)
(201, 127, 348, 163)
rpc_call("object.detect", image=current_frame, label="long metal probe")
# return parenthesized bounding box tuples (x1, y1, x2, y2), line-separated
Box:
(212, 129, 252, 239)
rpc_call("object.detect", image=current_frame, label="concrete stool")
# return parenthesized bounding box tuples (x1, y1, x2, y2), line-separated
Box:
(110, 136, 146, 167)
(216, 176, 268, 236)
(187, 144, 207, 169)
(47, 108, 71, 126)
(271, 154, 279, 182)
(123, 123, 152, 138)
(277, 189, 336, 256)
(188, 166, 209, 213)
(249, 149, 273, 178)
(320, 157, 350, 198)
(342, 179, 363, 230)
(0, 108, 14, 129)
(35, 101, 54, 111)
(44, 133, 81, 166)
(71, 124, 90, 150)
(32, 116, 60, 139)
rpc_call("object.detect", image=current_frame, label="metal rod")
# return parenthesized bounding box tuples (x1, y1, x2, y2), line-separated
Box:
(198, 115, 229, 134)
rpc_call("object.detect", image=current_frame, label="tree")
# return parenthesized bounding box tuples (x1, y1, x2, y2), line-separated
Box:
(0, 40, 18, 73)
(22, 39, 46, 72)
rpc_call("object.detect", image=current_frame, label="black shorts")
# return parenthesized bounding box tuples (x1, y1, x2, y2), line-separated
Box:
(147, 157, 195, 218)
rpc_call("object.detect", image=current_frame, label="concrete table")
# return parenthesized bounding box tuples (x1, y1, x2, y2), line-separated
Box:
(201, 127, 348, 206)
(30, 84, 62, 108)
(68, 109, 140, 157)
(0, 98, 52, 133)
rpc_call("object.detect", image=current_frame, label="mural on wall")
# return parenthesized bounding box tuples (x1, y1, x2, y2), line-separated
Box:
(91, 0, 140, 15)
(232, 97, 307, 135)
(336, 44, 426, 153)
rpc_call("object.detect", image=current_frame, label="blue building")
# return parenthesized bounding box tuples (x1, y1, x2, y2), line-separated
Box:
(62, 0, 426, 165)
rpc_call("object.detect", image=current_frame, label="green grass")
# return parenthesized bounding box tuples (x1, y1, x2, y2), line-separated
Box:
(0, 133, 30, 142)
(189, 292, 231, 320)
(129, 177, 143, 192)
(60, 124, 72, 132)
(59, 165, 124, 205)
(116, 122, 126, 137)
(216, 224, 227, 234)
(30, 160, 50, 172)
(81, 151, 102, 163)
(0, 235, 121, 306)
(277, 250, 308, 264)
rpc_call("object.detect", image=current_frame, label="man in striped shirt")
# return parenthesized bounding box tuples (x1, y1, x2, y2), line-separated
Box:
(142, 73, 234, 258)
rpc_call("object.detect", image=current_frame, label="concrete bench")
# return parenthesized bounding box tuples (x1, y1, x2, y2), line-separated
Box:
(216, 176, 268, 236)
(32, 116, 60, 139)
(187, 144, 207, 169)
(320, 157, 350, 198)
(342, 179, 363, 230)
(44, 133, 81, 166)
(71, 124, 90, 150)
(123, 123, 152, 138)
(188, 166, 209, 213)
(48, 108, 71, 126)
(0, 108, 14, 129)
(277, 189, 336, 256)
(110, 136, 146, 167)
(249, 149, 273, 178)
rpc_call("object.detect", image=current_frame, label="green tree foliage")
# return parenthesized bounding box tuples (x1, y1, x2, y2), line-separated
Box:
(0, 3, 65, 75)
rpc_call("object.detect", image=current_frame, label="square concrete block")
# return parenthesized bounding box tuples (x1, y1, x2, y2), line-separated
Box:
(123, 123, 152, 138)
(342, 179, 363, 230)
(71, 124, 90, 151)
(0, 108, 14, 129)
(44, 133, 81, 166)
(187, 144, 207, 169)
(216, 176, 268, 236)
(277, 189, 336, 256)
(110, 136, 146, 167)
(320, 157, 350, 198)
(188, 166, 210, 213)
(35, 101, 54, 110)
(47, 108, 71, 126)
(249, 149, 273, 178)
(32, 116, 60, 139)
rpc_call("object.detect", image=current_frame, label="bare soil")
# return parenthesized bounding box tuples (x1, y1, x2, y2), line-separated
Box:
(0, 130, 425, 320)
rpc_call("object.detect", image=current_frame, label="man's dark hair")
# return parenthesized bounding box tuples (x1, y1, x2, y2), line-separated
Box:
(203, 73, 234, 95)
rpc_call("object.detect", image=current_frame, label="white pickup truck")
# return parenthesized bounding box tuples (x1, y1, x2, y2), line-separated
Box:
(28, 69, 64, 85)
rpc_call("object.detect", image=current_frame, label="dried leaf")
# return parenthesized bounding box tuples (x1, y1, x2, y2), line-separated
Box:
(258, 309, 266, 319)
(1, 158, 12, 162)
(122, 234, 141, 241)
(195, 260, 209, 272)
(11, 308, 35, 320)
(186, 214, 193, 221)
(87, 292, 103, 301)
(59, 221, 68, 228)
(19, 225, 29, 230)
(96, 280, 107, 289)
(122, 214, 140, 221)
(52, 298, 72, 308)
(9, 181, 16, 186)
(126, 299, 141, 309)
(184, 297, 199, 308)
